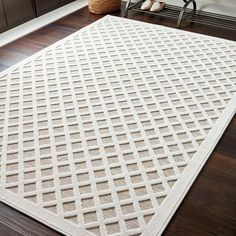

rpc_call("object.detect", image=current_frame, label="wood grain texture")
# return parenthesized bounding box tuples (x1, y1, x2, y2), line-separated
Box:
(0, 221, 24, 236)
(0, 2, 235, 236)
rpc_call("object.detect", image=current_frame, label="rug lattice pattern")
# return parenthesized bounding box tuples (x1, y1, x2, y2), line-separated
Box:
(0, 16, 236, 236)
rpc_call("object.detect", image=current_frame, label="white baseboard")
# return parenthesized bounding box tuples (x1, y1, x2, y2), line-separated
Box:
(0, 0, 88, 47)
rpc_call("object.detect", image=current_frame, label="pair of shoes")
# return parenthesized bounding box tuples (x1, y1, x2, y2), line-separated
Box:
(141, 0, 165, 12)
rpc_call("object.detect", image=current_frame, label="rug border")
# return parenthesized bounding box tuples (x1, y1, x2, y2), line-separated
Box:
(143, 95, 236, 236)
(0, 15, 235, 236)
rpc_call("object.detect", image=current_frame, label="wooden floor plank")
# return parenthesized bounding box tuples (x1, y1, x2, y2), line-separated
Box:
(216, 128, 236, 158)
(0, 221, 24, 236)
(165, 217, 214, 236)
(174, 201, 236, 236)
(187, 170, 236, 218)
(0, 202, 62, 236)
(3, 40, 43, 56)
(0, 48, 28, 67)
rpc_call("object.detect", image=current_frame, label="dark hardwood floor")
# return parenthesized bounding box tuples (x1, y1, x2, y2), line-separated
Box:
(0, 3, 235, 236)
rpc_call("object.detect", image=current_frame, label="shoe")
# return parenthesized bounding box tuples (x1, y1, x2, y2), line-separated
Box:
(150, 1, 165, 12)
(141, 0, 154, 10)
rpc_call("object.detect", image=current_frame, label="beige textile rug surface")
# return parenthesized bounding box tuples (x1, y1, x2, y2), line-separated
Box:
(0, 15, 236, 236)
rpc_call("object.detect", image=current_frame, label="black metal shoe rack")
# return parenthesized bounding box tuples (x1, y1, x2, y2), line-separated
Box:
(124, 0, 236, 31)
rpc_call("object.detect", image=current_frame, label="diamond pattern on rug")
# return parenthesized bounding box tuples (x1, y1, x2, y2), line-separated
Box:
(0, 16, 236, 236)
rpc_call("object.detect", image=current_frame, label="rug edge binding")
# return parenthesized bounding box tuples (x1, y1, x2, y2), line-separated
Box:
(144, 94, 236, 236)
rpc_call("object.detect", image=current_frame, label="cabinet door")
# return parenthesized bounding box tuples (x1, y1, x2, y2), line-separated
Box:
(0, 1, 7, 33)
(61, 0, 74, 5)
(35, 0, 61, 16)
(3, 0, 35, 28)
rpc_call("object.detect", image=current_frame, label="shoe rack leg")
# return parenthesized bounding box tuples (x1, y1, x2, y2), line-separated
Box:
(177, 0, 197, 27)
(124, 0, 144, 17)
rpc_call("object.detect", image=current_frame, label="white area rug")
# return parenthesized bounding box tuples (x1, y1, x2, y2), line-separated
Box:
(0, 15, 235, 236)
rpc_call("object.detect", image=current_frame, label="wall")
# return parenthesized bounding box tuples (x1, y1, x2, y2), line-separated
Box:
(167, 0, 236, 17)
(127, 0, 236, 17)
